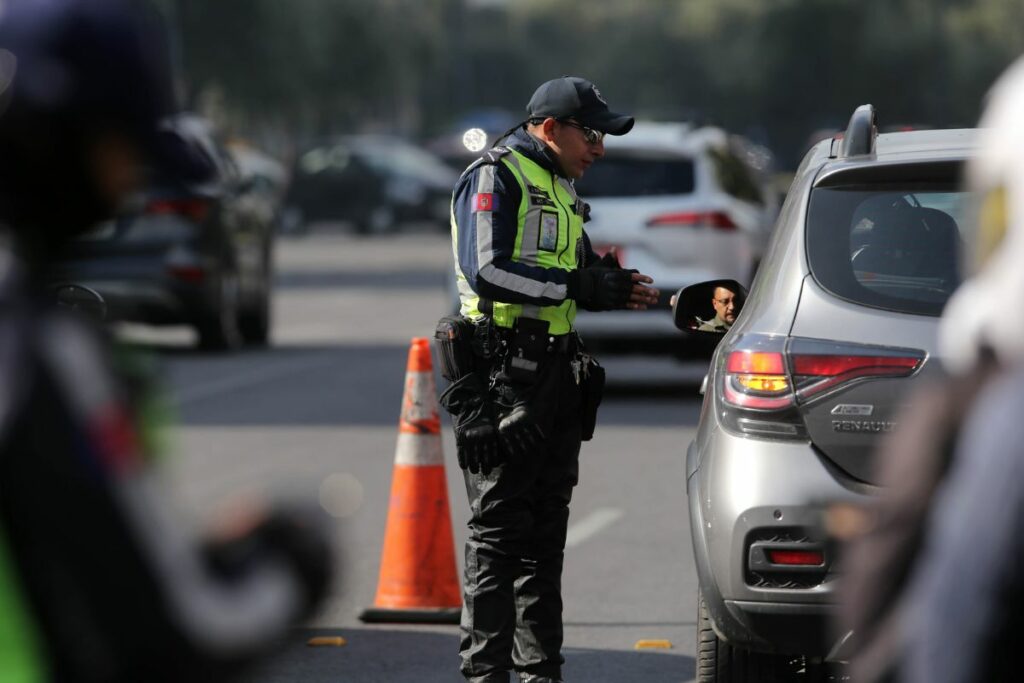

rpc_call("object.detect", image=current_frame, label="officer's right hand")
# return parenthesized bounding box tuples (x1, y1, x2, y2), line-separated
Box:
(574, 266, 634, 311)
(457, 421, 499, 475)
(627, 271, 659, 310)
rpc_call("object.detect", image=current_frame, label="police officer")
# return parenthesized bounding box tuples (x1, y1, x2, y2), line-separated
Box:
(0, 2, 331, 681)
(443, 77, 659, 683)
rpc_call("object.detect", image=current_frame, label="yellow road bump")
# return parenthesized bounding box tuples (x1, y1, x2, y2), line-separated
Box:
(307, 636, 347, 647)
(634, 639, 673, 650)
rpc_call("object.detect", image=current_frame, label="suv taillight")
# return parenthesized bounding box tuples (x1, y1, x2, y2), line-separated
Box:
(145, 198, 211, 223)
(724, 349, 792, 410)
(791, 350, 921, 402)
(718, 334, 925, 439)
(646, 211, 737, 230)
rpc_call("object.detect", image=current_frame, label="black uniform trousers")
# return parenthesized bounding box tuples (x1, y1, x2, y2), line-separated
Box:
(459, 350, 582, 683)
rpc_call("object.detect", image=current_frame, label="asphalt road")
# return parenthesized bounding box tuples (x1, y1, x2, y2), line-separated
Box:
(129, 229, 707, 682)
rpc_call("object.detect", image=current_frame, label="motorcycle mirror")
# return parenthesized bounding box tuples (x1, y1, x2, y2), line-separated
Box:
(52, 283, 108, 322)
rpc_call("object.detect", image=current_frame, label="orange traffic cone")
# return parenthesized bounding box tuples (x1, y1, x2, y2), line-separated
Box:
(359, 337, 462, 624)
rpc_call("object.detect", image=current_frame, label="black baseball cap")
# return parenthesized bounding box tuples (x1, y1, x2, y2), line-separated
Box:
(526, 76, 634, 136)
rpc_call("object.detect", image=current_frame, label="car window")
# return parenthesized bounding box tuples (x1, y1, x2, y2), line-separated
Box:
(215, 144, 240, 183)
(807, 183, 971, 316)
(354, 141, 452, 180)
(573, 154, 695, 197)
(148, 127, 223, 187)
(298, 145, 352, 175)
(708, 147, 764, 205)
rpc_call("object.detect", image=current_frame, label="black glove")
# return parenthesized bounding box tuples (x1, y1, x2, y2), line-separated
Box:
(571, 266, 636, 311)
(439, 374, 499, 475)
(596, 250, 620, 268)
(203, 505, 333, 617)
(497, 403, 545, 464)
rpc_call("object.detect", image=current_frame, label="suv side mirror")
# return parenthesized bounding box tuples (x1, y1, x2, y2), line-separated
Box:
(671, 279, 747, 335)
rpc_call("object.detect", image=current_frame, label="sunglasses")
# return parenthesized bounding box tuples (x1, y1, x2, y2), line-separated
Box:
(559, 119, 605, 145)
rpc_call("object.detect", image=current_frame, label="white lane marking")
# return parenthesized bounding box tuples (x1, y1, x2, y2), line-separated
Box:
(174, 356, 332, 406)
(565, 508, 623, 548)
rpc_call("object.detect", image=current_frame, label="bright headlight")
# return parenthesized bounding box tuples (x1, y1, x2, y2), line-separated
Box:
(462, 128, 488, 153)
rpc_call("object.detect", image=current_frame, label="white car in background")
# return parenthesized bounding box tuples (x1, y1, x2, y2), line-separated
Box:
(574, 121, 780, 358)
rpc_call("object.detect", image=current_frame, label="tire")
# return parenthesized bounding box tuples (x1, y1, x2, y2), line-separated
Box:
(697, 591, 799, 683)
(196, 271, 243, 352)
(355, 206, 395, 235)
(279, 206, 307, 235)
(238, 273, 271, 346)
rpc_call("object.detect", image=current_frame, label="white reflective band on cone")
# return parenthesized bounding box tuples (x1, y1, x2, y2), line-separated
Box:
(394, 432, 445, 467)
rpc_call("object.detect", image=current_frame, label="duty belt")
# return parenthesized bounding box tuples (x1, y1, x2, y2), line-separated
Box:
(471, 320, 576, 357)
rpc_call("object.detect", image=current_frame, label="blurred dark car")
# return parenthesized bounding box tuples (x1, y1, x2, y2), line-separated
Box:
(281, 135, 457, 234)
(229, 142, 289, 232)
(50, 114, 274, 351)
(425, 108, 520, 172)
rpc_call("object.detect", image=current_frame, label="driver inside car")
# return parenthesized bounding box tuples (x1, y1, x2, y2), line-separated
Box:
(697, 285, 740, 332)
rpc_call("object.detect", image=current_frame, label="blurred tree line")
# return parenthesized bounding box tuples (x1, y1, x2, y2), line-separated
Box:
(155, 0, 1024, 168)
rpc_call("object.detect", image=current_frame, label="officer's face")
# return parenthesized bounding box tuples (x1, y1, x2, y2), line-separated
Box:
(545, 118, 605, 179)
(712, 286, 738, 323)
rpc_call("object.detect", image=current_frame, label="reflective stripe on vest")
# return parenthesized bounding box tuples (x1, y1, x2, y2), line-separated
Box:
(456, 149, 583, 335)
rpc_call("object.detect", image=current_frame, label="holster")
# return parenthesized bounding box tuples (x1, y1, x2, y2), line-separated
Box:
(434, 315, 477, 382)
(579, 356, 605, 441)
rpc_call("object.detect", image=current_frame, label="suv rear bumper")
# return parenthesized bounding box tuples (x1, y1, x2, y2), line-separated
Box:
(723, 599, 834, 656)
(687, 428, 870, 656)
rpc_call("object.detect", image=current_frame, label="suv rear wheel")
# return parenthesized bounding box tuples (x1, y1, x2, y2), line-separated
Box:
(355, 205, 395, 235)
(238, 288, 270, 346)
(196, 271, 243, 352)
(239, 255, 271, 346)
(697, 592, 800, 682)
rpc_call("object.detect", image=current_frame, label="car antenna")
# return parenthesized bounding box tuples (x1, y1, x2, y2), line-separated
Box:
(839, 104, 878, 158)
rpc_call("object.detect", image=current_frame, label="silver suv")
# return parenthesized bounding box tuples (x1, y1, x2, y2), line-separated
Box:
(674, 106, 976, 681)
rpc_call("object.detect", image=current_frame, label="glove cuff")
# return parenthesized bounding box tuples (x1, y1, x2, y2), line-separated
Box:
(568, 268, 593, 303)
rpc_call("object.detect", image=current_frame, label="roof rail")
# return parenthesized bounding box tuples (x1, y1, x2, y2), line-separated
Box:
(839, 104, 877, 158)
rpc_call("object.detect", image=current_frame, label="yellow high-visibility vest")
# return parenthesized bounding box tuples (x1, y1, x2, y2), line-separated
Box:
(454, 148, 584, 335)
